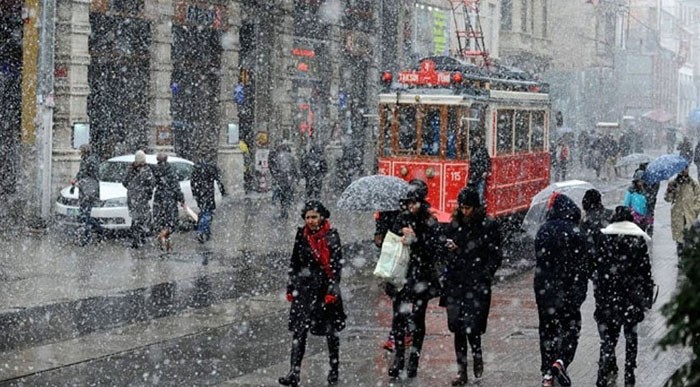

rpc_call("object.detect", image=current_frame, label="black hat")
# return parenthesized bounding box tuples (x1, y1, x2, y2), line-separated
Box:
(301, 200, 330, 219)
(582, 189, 602, 211)
(457, 187, 481, 208)
(405, 179, 428, 201)
(611, 206, 634, 223)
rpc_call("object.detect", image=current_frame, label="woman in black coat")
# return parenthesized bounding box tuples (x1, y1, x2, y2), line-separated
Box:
(387, 188, 443, 379)
(280, 201, 346, 387)
(152, 153, 184, 251)
(592, 206, 653, 387)
(442, 188, 502, 385)
(534, 193, 590, 386)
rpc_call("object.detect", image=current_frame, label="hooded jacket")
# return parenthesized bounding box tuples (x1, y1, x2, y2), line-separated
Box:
(534, 194, 590, 310)
(593, 221, 653, 324)
(664, 174, 700, 242)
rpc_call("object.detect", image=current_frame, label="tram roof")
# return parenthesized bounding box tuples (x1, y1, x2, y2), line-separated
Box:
(378, 89, 550, 105)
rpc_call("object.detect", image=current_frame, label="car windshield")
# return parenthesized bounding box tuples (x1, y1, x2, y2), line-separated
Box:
(99, 161, 192, 182)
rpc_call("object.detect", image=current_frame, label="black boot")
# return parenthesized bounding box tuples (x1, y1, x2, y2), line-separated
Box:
(327, 335, 340, 385)
(388, 345, 405, 378)
(406, 352, 420, 378)
(280, 333, 306, 386)
(624, 368, 635, 387)
(278, 371, 299, 386)
(451, 363, 468, 386)
(473, 356, 484, 378)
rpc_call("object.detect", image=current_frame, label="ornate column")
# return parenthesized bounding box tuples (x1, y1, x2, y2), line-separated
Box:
(52, 0, 91, 199)
(217, 1, 244, 196)
(146, 0, 174, 153)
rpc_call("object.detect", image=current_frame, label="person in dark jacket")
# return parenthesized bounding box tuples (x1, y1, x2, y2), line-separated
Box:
(534, 193, 590, 387)
(152, 153, 184, 252)
(191, 158, 226, 243)
(71, 144, 101, 245)
(468, 134, 491, 204)
(593, 206, 653, 387)
(301, 144, 328, 199)
(375, 179, 428, 353)
(581, 189, 613, 256)
(270, 144, 298, 219)
(694, 142, 700, 181)
(442, 187, 502, 385)
(678, 136, 693, 164)
(280, 201, 346, 387)
(387, 185, 443, 379)
(634, 162, 660, 236)
(123, 150, 155, 249)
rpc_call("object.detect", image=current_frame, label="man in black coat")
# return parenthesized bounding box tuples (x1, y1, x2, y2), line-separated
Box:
(301, 144, 328, 199)
(534, 193, 590, 387)
(442, 187, 502, 385)
(71, 144, 101, 245)
(592, 206, 653, 387)
(152, 153, 185, 251)
(191, 158, 226, 243)
(468, 134, 491, 204)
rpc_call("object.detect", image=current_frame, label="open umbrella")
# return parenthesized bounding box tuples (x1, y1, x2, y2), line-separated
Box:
(615, 153, 653, 168)
(641, 154, 689, 184)
(337, 175, 410, 212)
(522, 180, 595, 238)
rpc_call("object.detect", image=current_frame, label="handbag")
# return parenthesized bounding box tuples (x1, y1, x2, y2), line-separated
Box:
(373, 231, 410, 287)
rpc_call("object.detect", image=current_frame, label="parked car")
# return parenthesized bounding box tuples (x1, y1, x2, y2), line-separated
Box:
(55, 154, 221, 229)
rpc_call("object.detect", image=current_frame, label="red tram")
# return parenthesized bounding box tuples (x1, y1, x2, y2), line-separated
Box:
(377, 56, 552, 218)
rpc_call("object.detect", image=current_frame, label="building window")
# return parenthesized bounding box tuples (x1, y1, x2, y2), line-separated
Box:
(501, 0, 512, 31)
(521, 0, 528, 33)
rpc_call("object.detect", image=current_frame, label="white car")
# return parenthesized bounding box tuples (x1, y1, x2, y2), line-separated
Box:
(55, 154, 221, 230)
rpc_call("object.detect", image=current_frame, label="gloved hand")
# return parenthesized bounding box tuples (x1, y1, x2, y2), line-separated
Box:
(286, 292, 294, 302)
(324, 294, 337, 304)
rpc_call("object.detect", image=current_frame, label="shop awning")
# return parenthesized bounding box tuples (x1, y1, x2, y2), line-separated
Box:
(642, 109, 675, 123)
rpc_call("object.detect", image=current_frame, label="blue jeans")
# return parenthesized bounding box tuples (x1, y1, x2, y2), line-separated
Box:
(476, 180, 486, 205)
(197, 209, 213, 240)
(78, 203, 100, 244)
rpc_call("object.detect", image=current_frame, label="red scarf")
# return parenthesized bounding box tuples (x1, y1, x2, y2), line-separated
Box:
(303, 220, 333, 279)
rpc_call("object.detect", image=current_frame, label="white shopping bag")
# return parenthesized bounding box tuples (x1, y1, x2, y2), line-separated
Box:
(183, 204, 198, 223)
(373, 231, 410, 287)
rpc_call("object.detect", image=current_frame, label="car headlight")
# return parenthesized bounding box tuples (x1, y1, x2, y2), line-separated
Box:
(100, 197, 127, 208)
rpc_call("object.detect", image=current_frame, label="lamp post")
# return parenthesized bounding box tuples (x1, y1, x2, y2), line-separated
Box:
(36, 0, 56, 218)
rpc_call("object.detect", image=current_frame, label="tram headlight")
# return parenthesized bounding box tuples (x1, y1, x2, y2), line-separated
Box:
(451, 71, 463, 85)
(426, 167, 436, 178)
(400, 166, 409, 177)
(381, 71, 393, 85)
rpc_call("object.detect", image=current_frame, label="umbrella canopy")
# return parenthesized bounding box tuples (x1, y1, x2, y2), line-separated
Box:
(642, 109, 674, 123)
(642, 154, 689, 184)
(337, 175, 410, 212)
(615, 153, 653, 168)
(522, 180, 595, 238)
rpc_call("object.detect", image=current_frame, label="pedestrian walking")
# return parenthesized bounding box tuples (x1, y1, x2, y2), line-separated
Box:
(441, 187, 502, 385)
(301, 144, 328, 199)
(152, 153, 184, 252)
(623, 172, 652, 231)
(634, 162, 660, 236)
(467, 133, 491, 204)
(387, 185, 443, 379)
(280, 201, 346, 387)
(71, 144, 101, 246)
(191, 157, 226, 243)
(593, 206, 654, 387)
(678, 136, 693, 164)
(553, 137, 571, 181)
(270, 143, 298, 219)
(376, 179, 428, 353)
(693, 141, 700, 181)
(580, 189, 613, 255)
(123, 150, 155, 249)
(663, 167, 700, 255)
(534, 193, 590, 387)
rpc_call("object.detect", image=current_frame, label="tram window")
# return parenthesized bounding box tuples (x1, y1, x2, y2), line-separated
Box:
(497, 110, 514, 154)
(421, 108, 441, 156)
(515, 111, 530, 152)
(446, 107, 459, 159)
(398, 105, 417, 153)
(531, 111, 546, 151)
(461, 105, 485, 158)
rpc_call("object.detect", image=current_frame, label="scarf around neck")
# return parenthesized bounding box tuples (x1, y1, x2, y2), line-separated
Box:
(303, 220, 333, 278)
